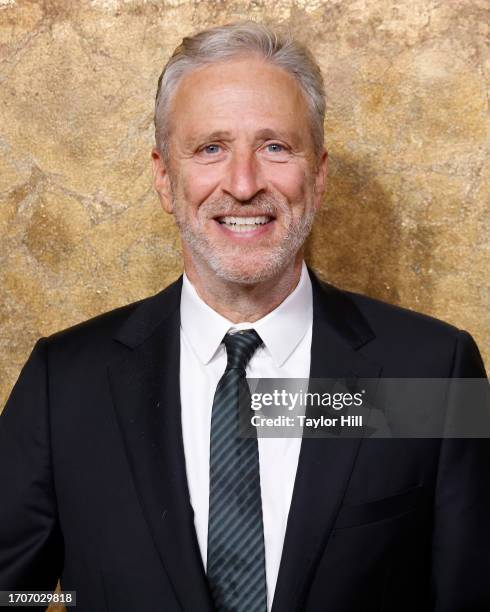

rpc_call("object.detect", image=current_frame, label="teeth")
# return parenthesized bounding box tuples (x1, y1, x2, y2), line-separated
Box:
(218, 215, 271, 232)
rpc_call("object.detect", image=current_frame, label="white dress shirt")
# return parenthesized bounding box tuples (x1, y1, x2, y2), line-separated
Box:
(179, 262, 312, 611)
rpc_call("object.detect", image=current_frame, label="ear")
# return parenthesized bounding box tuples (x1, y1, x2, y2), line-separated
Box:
(151, 147, 174, 214)
(313, 149, 328, 211)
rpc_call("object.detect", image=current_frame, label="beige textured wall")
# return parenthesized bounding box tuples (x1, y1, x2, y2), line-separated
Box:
(1, 0, 489, 418)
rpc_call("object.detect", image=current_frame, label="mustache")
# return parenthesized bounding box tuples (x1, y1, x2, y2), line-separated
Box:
(199, 195, 288, 218)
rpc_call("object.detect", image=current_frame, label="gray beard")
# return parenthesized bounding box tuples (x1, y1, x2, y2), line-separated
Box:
(174, 203, 316, 285)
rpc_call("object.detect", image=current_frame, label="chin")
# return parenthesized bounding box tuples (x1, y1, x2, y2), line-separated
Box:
(181, 219, 312, 286)
(205, 249, 294, 285)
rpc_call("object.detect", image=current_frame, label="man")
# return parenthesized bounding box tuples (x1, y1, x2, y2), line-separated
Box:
(0, 21, 488, 612)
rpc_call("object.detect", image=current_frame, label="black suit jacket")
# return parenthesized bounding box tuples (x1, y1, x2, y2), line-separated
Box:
(0, 270, 488, 612)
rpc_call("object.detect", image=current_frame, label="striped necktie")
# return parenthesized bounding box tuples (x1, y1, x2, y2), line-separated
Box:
(207, 329, 267, 612)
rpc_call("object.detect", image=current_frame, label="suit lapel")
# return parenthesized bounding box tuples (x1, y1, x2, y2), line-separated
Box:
(271, 272, 382, 612)
(108, 278, 214, 612)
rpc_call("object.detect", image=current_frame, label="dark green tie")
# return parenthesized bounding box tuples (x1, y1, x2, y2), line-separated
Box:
(207, 330, 267, 612)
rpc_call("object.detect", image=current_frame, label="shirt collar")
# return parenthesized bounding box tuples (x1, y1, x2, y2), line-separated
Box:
(180, 261, 312, 368)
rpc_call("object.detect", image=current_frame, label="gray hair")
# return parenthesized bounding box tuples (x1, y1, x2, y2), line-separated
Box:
(154, 21, 325, 160)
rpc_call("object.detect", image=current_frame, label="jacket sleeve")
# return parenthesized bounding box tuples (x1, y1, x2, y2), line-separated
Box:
(431, 331, 490, 611)
(0, 339, 63, 592)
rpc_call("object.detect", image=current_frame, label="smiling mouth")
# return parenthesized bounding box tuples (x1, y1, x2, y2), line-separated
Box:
(216, 215, 274, 232)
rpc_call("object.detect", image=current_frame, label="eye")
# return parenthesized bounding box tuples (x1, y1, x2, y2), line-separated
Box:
(202, 144, 221, 155)
(266, 142, 286, 153)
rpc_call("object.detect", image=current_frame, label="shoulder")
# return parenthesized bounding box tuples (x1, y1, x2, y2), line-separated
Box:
(311, 273, 485, 376)
(42, 276, 183, 360)
(312, 271, 461, 342)
(346, 289, 485, 376)
(345, 288, 459, 340)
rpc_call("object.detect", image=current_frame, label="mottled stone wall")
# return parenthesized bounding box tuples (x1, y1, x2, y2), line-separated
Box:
(1, 0, 489, 418)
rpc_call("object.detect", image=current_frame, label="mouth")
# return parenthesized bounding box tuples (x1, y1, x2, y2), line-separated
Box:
(215, 215, 274, 233)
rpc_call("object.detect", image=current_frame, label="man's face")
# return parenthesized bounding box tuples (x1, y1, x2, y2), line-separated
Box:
(152, 56, 327, 284)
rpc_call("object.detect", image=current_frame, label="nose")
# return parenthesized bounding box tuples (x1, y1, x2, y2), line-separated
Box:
(222, 149, 266, 202)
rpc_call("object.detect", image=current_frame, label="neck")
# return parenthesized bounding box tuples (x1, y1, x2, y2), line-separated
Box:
(183, 254, 304, 323)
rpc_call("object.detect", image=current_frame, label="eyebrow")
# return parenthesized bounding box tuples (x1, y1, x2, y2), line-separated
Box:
(184, 128, 304, 149)
(254, 128, 293, 142)
(184, 131, 234, 149)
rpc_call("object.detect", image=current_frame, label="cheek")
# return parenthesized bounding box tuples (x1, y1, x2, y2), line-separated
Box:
(180, 165, 223, 209)
(266, 164, 308, 203)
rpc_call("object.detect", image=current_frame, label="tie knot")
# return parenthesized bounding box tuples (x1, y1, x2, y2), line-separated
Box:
(223, 329, 263, 372)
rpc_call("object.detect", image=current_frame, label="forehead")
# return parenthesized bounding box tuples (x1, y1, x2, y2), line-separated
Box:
(167, 56, 312, 146)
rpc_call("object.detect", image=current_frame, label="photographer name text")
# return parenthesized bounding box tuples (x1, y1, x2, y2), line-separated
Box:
(251, 414, 363, 429)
